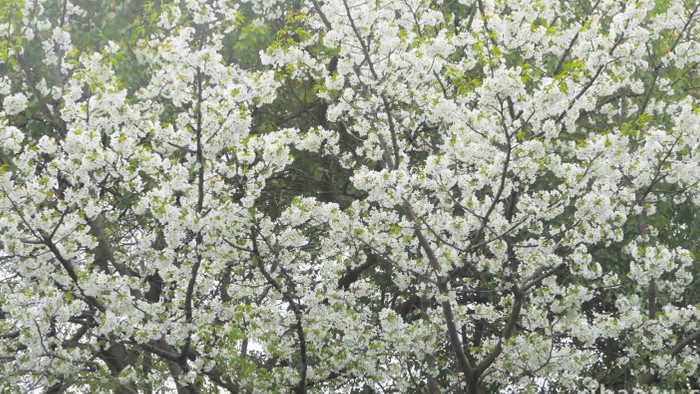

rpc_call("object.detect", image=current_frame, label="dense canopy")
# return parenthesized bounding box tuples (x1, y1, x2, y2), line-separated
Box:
(1, 0, 700, 392)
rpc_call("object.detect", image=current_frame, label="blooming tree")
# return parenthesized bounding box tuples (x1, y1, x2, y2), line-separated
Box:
(1, 0, 700, 392)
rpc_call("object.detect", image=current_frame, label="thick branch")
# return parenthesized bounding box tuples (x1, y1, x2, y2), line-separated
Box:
(638, 328, 700, 385)
(251, 230, 308, 393)
(87, 215, 131, 277)
(341, 0, 400, 168)
(337, 250, 378, 289)
(15, 54, 66, 135)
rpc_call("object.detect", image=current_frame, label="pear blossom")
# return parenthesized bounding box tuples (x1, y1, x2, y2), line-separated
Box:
(1, 0, 700, 392)
(2, 93, 28, 116)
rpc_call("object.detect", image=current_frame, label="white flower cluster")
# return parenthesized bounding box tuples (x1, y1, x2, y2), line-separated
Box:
(2, 93, 28, 116)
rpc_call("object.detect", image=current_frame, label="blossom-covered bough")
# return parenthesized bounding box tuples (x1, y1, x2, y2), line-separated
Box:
(1, 0, 700, 392)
